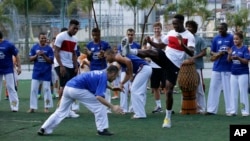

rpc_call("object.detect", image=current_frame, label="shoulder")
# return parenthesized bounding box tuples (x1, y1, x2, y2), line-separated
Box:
(56, 32, 65, 38)
(195, 35, 205, 41)
(101, 40, 110, 46)
(4, 40, 15, 47)
(133, 42, 140, 46)
(242, 45, 249, 51)
(32, 43, 39, 48)
(228, 34, 234, 39)
(213, 35, 220, 40)
(183, 30, 194, 38)
(46, 45, 53, 51)
(166, 30, 175, 36)
(86, 41, 93, 47)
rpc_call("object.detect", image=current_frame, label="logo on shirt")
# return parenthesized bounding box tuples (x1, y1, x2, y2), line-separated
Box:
(219, 46, 228, 52)
(0, 51, 5, 59)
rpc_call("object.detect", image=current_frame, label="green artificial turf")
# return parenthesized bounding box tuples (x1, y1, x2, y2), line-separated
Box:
(0, 79, 249, 141)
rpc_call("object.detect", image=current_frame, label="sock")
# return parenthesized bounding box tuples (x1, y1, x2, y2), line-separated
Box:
(130, 49, 138, 55)
(165, 110, 172, 119)
(156, 100, 161, 108)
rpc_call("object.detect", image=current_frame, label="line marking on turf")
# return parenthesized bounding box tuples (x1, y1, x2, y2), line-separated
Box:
(0, 119, 42, 123)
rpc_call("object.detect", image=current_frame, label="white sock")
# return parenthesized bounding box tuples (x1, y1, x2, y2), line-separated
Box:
(156, 100, 161, 108)
(165, 110, 172, 119)
(130, 49, 138, 55)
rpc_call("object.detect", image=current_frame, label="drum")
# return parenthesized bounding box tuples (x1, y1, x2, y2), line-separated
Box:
(177, 60, 199, 114)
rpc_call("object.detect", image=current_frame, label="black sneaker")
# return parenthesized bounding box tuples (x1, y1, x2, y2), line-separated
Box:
(205, 112, 216, 115)
(97, 129, 114, 136)
(37, 128, 45, 136)
(152, 107, 163, 113)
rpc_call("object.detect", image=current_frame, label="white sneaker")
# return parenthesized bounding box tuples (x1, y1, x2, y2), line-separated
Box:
(242, 114, 249, 117)
(162, 118, 171, 128)
(121, 37, 129, 56)
(68, 110, 80, 118)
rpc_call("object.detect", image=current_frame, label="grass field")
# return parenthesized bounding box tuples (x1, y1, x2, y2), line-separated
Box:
(0, 79, 250, 141)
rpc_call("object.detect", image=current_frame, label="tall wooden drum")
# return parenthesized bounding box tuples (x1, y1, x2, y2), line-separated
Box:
(177, 60, 199, 115)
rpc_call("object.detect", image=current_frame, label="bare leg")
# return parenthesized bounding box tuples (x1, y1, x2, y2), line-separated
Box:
(137, 49, 159, 60)
(135, 49, 168, 70)
(153, 88, 161, 101)
(165, 80, 174, 110)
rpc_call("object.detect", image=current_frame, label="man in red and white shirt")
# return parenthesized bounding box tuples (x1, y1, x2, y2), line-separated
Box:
(123, 14, 195, 128)
(54, 19, 80, 118)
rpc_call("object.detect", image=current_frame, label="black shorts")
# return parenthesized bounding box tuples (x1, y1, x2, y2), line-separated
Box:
(150, 68, 166, 88)
(55, 66, 76, 87)
(152, 49, 180, 85)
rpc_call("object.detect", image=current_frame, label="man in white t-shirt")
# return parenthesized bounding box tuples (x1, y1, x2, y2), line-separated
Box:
(143, 22, 167, 113)
(122, 14, 195, 128)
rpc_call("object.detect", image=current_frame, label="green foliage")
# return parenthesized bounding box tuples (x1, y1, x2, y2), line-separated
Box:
(226, 8, 250, 33)
(164, 0, 211, 26)
(118, 0, 159, 30)
(0, 3, 13, 35)
(68, 0, 112, 16)
(2, 0, 54, 14)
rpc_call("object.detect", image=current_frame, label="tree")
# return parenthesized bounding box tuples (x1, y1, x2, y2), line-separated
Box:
(164, 0, 211, 29)
(226, 8, 250, 33)
(118, 0, 156, 31)
(67, 0, 112, 40)
(2, 0, 54, 62)
(0, 3, 13, 37)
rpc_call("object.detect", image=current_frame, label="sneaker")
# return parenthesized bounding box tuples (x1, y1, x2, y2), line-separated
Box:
(173, 90, 179, 94)
(226, 113, 236, 116)
(162, 118, 171, 128)
(111, 96, 119, 100)
(67, 110, 80, 118)
(5, 96, 9, 100)
(121, 37, 129, 56)
(44, 108, 49, 113)
(152, 107, 163, 113)
(38, 94, 42, 100)
(97, 129, 114, 136)
(27, 109, 35, 113)
(52, 93, 56, 99)
(37, 128, 45, 136)
(205, 112, 216, 115)
(242, 114, 249, 117)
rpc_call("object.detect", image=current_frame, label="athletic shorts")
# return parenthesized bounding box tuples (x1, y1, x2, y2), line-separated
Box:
(150, 68, 166, 88)
(153, 49, 180, 85)
(55, 66, 76, 87)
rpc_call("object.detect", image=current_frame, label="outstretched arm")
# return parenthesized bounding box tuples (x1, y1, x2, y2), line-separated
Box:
(115, 54, 133, 85)
(146, 36, 166, 49)
(96, 96, 123, 114)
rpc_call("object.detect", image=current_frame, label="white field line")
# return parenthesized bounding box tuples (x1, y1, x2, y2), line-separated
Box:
(0, 119, 42, 123)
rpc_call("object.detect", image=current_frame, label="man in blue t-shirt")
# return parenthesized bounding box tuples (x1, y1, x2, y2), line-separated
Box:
(86, 28, 112, 112)
(28, 32, 54, 113)
(0, 31, 21, 112)
(206, 22, 234, 115)
(37, 65, 123, 136)
(86, 28, 111, 71)
(105, 48, 152, 119)
(117, 28, 141, 114)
